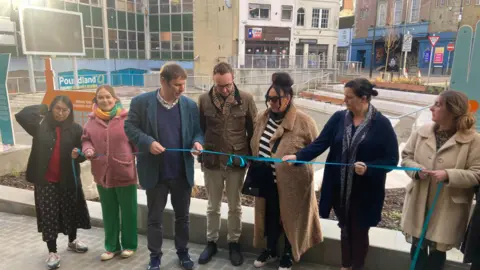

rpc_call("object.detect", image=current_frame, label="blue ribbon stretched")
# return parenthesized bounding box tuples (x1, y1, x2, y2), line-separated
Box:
(72, 147, 428, 270)
(74, 148, 421, 172)
(410, 182, 444, 270)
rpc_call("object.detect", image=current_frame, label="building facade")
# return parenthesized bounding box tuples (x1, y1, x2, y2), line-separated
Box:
(238, 0, 296, 68)
(0, 0, 194, 61)
(193, 0, 239, 76)
(461, 0, 480, 31)
(350, 0, 480, 73)
(337, 16, 354, 61)
(293, 0, 340, 67)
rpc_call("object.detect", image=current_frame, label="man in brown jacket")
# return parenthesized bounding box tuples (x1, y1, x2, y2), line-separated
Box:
(197, 62, 257, 266)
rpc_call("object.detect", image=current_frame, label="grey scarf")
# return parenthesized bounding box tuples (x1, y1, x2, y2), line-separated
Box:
(339, 104, 377, 221)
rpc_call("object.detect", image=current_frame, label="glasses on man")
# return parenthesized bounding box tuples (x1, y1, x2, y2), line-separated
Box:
(215, 83, 233, 91)
(265, 95, 287, 103)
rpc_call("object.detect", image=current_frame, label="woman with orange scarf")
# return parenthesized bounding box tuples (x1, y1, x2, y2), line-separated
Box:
(82, 85, 138, 261)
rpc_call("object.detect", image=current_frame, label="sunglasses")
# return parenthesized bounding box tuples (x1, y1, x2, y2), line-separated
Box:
(265, 95, 287, 103)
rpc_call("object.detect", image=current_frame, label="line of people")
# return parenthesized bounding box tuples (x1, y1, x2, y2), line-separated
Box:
(14, 61, 480, 270)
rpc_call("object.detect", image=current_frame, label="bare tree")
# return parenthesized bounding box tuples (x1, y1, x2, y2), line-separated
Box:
(383, 8, 400, 75)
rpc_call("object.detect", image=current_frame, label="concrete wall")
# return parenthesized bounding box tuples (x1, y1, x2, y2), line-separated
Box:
(193, 0, 239, 76)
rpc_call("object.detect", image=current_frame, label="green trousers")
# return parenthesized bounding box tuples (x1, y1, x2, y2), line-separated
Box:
(97, 184, 138, 252)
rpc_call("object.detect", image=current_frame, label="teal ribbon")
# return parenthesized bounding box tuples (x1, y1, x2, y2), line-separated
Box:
(410, 182, 444, 270)
(72, 147, 428, 270)
(71, 148, 85, 199)
(166, 148, 421, 172)
(75, 148, 421, 171)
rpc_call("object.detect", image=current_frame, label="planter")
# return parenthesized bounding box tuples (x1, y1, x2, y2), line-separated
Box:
(312, 94, 344, 105)
(374, 82, 426, 92)
(299, 91, 315, 99)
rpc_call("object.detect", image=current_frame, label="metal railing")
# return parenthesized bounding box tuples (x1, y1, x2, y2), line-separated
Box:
(292, 71, 331, 97)
(389, 104, 432, 130)
(228, 55, 362, 75)
(7, 77, 48, 93)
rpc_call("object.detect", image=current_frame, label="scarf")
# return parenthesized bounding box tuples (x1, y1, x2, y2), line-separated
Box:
(93, 102, 123, 121)
(212, 89, 237, 115)
(339, 104, 377, 223)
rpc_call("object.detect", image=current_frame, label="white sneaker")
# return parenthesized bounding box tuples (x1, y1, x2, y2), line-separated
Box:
(67, 239, 88, 253)
(253, 249, 278, 268)
(121, 249, 135, 258)
(100, 251, 117, 261)
(46, 253, 61, 269)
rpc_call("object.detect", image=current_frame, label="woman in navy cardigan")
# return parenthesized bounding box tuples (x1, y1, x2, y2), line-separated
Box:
(283, 78, 399, 270)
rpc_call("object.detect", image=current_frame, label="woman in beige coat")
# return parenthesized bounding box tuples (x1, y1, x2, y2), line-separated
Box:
(401, 90, 480, 270)
(249, 72, 322, 270)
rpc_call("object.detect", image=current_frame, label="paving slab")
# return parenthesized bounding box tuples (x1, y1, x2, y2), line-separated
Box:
(0, 212, 333, 270)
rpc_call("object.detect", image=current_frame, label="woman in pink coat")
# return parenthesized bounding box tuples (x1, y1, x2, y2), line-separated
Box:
(82, 85, 138, 261)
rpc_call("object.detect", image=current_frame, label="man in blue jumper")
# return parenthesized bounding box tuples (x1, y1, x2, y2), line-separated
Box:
(124, 62, 204, 270)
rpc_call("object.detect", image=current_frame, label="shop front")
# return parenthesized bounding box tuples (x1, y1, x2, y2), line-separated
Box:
(244, 26, 291, 68)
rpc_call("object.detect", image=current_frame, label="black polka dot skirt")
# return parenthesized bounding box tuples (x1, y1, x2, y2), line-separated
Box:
(34, 183, 92, 242)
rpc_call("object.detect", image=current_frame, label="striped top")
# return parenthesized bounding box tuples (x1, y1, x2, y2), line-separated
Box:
(258, 118, 282, 183)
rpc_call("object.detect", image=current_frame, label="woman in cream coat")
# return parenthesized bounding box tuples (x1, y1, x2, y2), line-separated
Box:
(401, 90, 480, 270)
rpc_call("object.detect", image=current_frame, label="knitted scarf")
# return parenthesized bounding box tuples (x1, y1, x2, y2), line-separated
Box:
(212, 89, 237, 115)
(339, 104, 377, 223)
(93, 102, 123, 120)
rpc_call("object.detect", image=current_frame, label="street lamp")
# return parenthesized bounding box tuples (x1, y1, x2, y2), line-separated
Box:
(369, 0, 380, 78)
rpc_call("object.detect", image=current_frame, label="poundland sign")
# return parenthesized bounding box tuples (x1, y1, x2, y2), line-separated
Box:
(58, 74, 106, 89)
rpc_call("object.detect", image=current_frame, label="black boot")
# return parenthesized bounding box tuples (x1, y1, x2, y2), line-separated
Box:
(229, 242, 244, 266)
(198, 241, 217, 264)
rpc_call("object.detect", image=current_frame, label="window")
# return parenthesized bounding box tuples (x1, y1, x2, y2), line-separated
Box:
(138, 32, 145, 50)
(249, 4, 270, 19)
(127, 0, 135, 12)
(136, 0, 143, 12)
(183, 0, 193, 12)
(172, 33, 182, 51)
(281, 5, 293, 20)
(171, 0, 181, 13)
(321, 9, 329, 28)
(91, 0, 100, 6)
(410, 0, 420, 22)
(475, 0, 479, 4)
(160, 0, 169, 13)
(437, 0, 445, 6)
(92, 27, 103, 49)
(359, 7, 368, 19)
(377, 3, 387, 26)
(118, 30, 127, 49)
(80, 0, 89, 4)
(394, 0, 403, 24)
(312, 8, 320, 28)
(116, 0, 126, 11)
(161, 32, 171, 50)
(107, 0, 115, 8)
(149, 4, 158, 14)
(84, 26, 92, 48)
(312, 8, 329, 28)
(108, 29, 118, 49)
(183, 33, 193, 50)
(150, 33, 160, 50)
(296, 8, 305, 26)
